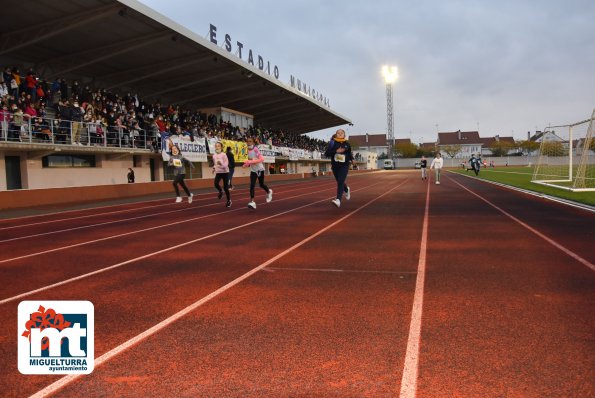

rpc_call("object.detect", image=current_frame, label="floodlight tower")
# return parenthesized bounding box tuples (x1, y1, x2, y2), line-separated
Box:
(382, 65, 398, 164)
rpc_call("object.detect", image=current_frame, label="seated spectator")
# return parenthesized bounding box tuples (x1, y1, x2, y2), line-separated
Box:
(32, 117, 51, 142)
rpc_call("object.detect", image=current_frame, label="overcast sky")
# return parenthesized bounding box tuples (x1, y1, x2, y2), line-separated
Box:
(138, 0, 594, 143)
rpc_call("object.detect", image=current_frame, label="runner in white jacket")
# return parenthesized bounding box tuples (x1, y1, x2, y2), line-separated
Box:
(430, 153, 444, 184)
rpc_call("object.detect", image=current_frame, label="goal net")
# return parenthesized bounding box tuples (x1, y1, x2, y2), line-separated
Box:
(532, 109, 595, 192)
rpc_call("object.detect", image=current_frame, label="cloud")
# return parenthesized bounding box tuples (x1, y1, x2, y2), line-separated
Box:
(139, 0, 595, 142)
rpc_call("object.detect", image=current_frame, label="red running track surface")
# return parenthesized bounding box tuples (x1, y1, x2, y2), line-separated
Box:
(0, 171, 593, 397)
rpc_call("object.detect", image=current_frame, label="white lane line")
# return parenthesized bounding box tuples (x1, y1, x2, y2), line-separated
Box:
(1, 180, 387, 305)
(0, 197, 191, 231)
(0, 184, 337, 265)
(448, 171, 595, 213)
(0, 179, 328, 230)
(0, 180, 330, 243)
(266, 267, 417, 274)
(399, 176, 431, 398)
(28, 179, 408, 398)
(0, 191, 225, 231)
(451, 178, 595, 271)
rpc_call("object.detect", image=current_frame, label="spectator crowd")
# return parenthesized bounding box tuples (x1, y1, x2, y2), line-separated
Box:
(0, 66, 328, 154)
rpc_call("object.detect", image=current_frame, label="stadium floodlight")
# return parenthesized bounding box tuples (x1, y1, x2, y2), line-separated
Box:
(382, 66, 398, 84)
(382, 65, 398, 166)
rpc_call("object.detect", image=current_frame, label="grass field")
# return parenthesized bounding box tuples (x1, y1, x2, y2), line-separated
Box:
(449, 167, 595, 206)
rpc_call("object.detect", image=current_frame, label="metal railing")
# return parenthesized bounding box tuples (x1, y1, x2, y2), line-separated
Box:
(0, 115, 158, 150)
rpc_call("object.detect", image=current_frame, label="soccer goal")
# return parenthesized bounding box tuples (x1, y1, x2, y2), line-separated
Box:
(531, 109, 595, 192)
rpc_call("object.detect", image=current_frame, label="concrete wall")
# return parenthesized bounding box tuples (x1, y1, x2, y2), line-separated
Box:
(25, 154, 152, 187)
(378, 156, 543, 169)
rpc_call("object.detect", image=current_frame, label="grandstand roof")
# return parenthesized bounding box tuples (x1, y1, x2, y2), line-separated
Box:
(0, 0, 351, 134)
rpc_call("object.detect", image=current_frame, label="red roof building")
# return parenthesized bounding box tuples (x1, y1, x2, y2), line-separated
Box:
(348, 134, 389, 156)
(436, 130, 481, 158)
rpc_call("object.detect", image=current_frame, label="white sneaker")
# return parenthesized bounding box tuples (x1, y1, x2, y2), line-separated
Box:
(188, 193, 193, 204)
(331, 198, 341, 208)
(266, 189, 273, 203)
(345, 186, 351, 200)
(247, 201, 256, 209)
(436, 181, 440, 185)
(175, 197, 182, 203)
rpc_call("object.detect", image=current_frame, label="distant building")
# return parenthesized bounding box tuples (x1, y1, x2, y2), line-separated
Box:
(352, 150, 379, 170)
(479, 135, 516, 156)
(530, 131, 565, 143)
(436, 130, 482, 158)
(348, 133, 389, 157)
(419, 142, 437, 154)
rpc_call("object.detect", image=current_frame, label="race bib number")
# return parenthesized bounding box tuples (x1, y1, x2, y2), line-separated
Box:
(334, 154, 346, 162)
(173, 159, 182, 167)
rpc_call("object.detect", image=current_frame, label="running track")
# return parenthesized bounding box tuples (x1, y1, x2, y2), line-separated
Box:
(0, 171, 593, 397)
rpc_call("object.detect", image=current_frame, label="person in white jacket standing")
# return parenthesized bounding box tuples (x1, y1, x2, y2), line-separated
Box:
(430, 152, 444, 184)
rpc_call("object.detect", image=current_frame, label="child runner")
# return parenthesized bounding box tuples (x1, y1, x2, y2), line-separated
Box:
(430, 152, 444, 185)
(324, 128, 354, 208)
(226, 146, 235, 190)
(212, 141, 232, 207)
(168, 144, 195, 203)
(242, 137, 272, 209)
(420, 155, 428, 180)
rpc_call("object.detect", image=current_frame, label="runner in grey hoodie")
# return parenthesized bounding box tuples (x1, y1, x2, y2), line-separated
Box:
(168, 144, 195, 203)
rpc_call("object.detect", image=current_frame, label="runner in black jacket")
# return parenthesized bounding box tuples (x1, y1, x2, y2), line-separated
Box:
(324, 129, 355, 208)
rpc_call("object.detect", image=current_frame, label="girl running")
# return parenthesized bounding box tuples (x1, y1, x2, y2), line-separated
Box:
(168, 144, 195, 203)
(420, 156, 428, 180)
(212, 141, 232, 207)
(226, 146, 236, 190)
(324, 129, 354, 208)
(242, 137, 272, 209)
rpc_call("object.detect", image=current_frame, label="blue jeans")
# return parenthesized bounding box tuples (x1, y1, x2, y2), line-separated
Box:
(332, 164, 349, 200)
(228, 168, 235, 187)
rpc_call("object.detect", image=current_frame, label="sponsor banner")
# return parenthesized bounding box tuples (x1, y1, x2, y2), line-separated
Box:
(257, 145, 276, 163)
(279, 147, 290, 157)
(220, 139, 248, 163)
(312, 150, 321, 160)
(18, 301, 94, 375)
(207, 137, 219, 154)
(161, 136, 208, 162)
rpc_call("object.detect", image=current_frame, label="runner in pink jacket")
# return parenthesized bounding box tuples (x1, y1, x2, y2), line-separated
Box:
(212, 141, 231, 207)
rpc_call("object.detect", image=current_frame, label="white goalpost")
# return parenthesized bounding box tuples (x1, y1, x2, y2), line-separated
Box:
(532, 109, 595, 192)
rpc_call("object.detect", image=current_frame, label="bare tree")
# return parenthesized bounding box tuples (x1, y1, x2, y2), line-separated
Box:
(441, 145, 462, 158)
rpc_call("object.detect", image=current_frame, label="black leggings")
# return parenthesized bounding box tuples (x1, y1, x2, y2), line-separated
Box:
(214, 172, 230, 200)
(250, 171, 269, 199)
(173, 174, 191, 197)
(332, 164, 349, 200)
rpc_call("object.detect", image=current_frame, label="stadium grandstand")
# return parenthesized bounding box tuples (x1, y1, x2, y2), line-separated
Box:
(0, 0, 353, 193)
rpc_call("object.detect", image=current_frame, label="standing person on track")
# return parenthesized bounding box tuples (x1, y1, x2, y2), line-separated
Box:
(127, 168, 135, 183)
(242, 137, 272, 209)
(325, 128, 355, 208)
(430, 152, 444, 185)
(420, 155, 428, 180)
(168, 144, 195, 203)
(226, 146, 235, 191)
(213, 142, 232, 208)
